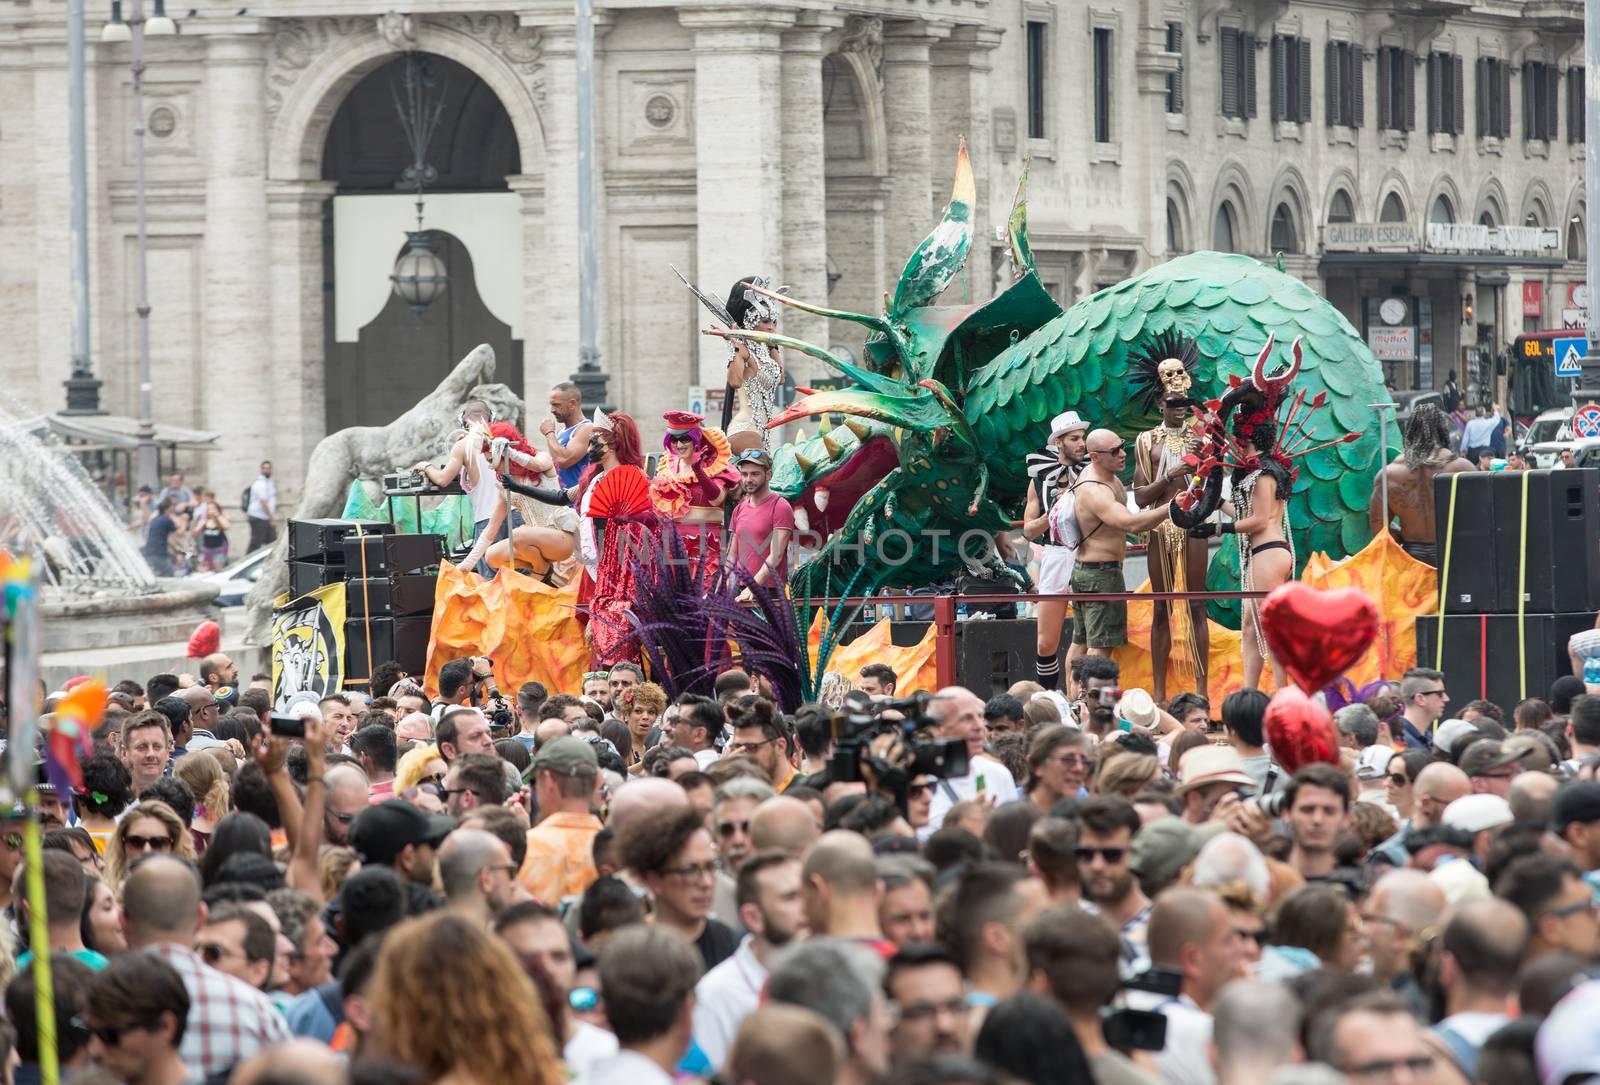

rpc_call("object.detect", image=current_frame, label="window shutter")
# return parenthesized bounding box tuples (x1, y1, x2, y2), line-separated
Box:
(1452, 55, 1465, 133)
(1271, 35, 1287, 120)
(1427, 53, 1442, 133)
(1244, 33, 1258, 118)
(1571, 67, 1585, 144)
(1402, 51, 1415, 131)
(1377, 47, 1392, 128)
(1524, 63, 1536, 138)
(1477, 57, 1489, 136)
(1353, 47, 1364, 127)
(1569, 68, 1578, 142)
(1500, 61, 1512, 136)
(1326, 41, 1339, 125)
(1220, 28, 1239, 117)
(1298, 37, 1312, 122)
(1169, 23, 1184, 113)
(1546, 64, 1559, 140)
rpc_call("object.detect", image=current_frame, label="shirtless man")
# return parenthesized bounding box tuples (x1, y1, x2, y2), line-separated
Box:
(1368, 403, 1473, 567)
(1021, 411, 1089, 689)
(538, 382, 594, 489)
(1069, 429, 1174, 658)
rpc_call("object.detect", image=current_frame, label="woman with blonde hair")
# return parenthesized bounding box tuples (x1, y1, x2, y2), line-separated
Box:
(1096, 750, 1160, 799)
(371, 911, 565, 1085)
(395, 743, 447, 811)
(174, 751, 229, 854)
(103, 800, 196, 892)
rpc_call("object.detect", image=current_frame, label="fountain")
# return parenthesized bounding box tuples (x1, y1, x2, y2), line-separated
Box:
(0, 401, 218, 672)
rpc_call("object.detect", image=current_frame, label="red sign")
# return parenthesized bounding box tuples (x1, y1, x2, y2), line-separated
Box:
(1523, 281, 1544, 317)
(1574, 404, 1600, 439)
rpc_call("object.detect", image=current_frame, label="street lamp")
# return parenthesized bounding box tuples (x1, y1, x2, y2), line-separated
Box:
(388, 51, 449, 317)
(101, 0, 174, 490)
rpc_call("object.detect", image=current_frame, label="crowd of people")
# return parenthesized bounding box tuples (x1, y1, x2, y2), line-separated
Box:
(5, 651, 1600, 1085)
(134, 465, 277, 578)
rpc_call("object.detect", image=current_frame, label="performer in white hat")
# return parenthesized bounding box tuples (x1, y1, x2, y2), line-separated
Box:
(1021, 410, 1089, 689)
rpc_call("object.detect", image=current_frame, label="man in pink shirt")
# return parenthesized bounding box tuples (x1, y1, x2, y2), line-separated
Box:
(729, 449, 796, 591)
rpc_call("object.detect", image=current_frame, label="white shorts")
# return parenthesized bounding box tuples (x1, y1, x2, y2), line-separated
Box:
(1038, 545, 1076, 594)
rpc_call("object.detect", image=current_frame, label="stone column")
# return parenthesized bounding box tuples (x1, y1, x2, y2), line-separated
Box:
(880, 20, 946, 284)
(266, 178, 337, 492)
(1, 43, 40, 406)
(506, 173, 545, 414)
(30, 40, 73, 408)
(930, 26, 1003, 301)
(680, 6, 796, 388)
(779, 13, 842, 379)
(1133, 20, 1180, 267)
(535, 25, 584, 397)
(202, 29, 272, 497)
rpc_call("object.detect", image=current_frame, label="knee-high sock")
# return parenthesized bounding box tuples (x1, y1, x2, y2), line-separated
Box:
(1037, 653, 1061, 690)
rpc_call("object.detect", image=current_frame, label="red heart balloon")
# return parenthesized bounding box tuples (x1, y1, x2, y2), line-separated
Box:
(1258, 582, 1380, 695)
(1263, 685, 1340, 774)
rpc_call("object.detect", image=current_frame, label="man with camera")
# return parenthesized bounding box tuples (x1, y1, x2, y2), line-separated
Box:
(923, 688, 1019, 837)
(1128, 888, 1245, 1085)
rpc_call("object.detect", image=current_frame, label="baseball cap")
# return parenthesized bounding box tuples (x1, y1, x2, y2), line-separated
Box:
(734, 448, 772, 468)
(1433, 718, 1479, 758)
(1537, 980, 1600, 1085)
(1458, 739, 1506, 778)
(1130, 817, 1224, 887)
(1050, 411, 1089, 439)
(1356, 745, 1393, 781)
(532, 736, 599, 776)
(1441, 793, 1513, 834)
(349, 800, 456, 866)
(1175, 746, 1256, 796)
(1552, 781, 1600, 833)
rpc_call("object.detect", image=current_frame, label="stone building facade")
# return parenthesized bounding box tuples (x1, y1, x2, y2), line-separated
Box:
(0, 0, 1585, 519)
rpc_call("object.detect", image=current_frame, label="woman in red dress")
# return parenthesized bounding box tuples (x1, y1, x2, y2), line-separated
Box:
(649, 410, 739, 574)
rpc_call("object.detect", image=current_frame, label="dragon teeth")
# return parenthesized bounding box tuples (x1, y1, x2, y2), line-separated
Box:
(815, 488, 831, 512)
(822, 432, 847, 459)
(845, 419, 873, 441)
(795, 451, 817, 473)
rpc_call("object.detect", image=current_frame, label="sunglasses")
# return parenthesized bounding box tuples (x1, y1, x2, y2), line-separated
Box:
(198, 942, 243, 966)
(125, 834, 173, 853)
(1388, 773, 1411, 787)
(716, 820, 751, 838)
(1232, 927, 1268, 946)
(908, 782, 936, 798)
(2, 833, 20, 850)
(735, 450, 771, 466)
(1093, 444, 1128, 456)
(1074, 846, 1127, 864)
(72, 1015, 149, 1048)
(326, 810, 357, 824)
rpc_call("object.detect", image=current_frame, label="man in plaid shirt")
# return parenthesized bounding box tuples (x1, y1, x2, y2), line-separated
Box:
(123, 855, 289, 1076)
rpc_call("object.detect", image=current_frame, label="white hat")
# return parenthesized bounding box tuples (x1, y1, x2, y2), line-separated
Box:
(1442, 793, 1514, 834)
(1050, 411, 1089, 439)
(1356, 745, 1394, 780)
(1116, 688, 1158, 730)
(1433, 718, 1478, 757)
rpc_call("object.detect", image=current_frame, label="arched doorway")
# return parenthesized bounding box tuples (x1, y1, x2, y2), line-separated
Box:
(321, 53, 524, 431)
(823, 47, 888, 322)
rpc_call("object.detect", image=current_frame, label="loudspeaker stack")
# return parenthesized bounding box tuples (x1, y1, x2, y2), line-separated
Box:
(285, 518, 444, 686)
(1416, 468, 1599, 706)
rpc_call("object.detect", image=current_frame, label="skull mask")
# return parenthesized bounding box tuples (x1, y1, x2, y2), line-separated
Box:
(1157, 356, 1192, 397)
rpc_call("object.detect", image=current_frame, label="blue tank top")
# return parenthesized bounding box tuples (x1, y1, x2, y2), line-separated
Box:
(556, 422, 589, 488)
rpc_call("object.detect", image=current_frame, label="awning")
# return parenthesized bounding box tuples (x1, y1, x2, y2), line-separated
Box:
(1320, 251, 1567, 271)
(31, 413, 220, 451)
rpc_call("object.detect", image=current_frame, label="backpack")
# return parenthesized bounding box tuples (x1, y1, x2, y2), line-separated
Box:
(241, 483, 253, 514)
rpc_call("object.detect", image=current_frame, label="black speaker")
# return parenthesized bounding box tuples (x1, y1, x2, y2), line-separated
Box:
(1433, 472, 1504, 613)
(953, 619, 1042, 697)
(288, 560, 344, 598)
(1414, 611, 1596, 710)
(340, 533, 443, 576)
(288, 518, 392, 563)
(346, 575, 438, 617)
(1491, 469, 1600, 613)
(344, 615, 431, 683)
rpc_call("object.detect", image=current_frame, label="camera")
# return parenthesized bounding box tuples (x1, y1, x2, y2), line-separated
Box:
(484, 695, 515, 733)
(1255, 789, 1288, 817)
(268, 712, 306, 740)
(823, 692, 970, 801)
(1102, 967, 1181, 1053)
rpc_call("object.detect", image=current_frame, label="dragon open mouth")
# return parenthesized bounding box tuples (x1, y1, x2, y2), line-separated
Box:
(794, 435, 899, 537)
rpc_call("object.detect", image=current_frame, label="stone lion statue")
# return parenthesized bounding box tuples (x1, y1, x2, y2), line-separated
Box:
(244, 344, 523, 643)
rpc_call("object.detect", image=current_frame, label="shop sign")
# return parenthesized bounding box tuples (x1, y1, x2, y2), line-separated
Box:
(1425, 223, 1562, 254)
(1523, 282, 1544, 317)
(1324, 223, 1420, 251)
(1368, 326, 1417, 361)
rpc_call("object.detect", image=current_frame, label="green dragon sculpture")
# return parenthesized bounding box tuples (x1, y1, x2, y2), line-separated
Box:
(730, 146, 1391, 626)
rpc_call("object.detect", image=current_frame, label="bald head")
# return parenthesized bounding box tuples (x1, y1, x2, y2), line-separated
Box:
(437, 828, 512, 900)
(230, 1039, 346, 1085)
(121, 855, 202, 946)
(1413, 763, 1470, 827)
(178, 686, 214, 711)
(931, 687, 983, 721)
(608, 776, 691, 837)
(324, 763, 369, 799)
(1085, 428, 1122, 456)
(1368, 868, 1446, 932)
(1443, 897, 1529, 995)
(1148, 888, 1229, 968)
(751, 796, 821, 857)
(534, 718, 570, 746)
(801, 830, 877, 894)
(1509, 771, 1561, 823)
(396, 712, 432, 743)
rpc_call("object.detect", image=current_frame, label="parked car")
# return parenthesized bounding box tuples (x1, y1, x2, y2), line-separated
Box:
(1521, 407, 1575, 467)
(201, 546, 272, 607)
